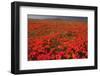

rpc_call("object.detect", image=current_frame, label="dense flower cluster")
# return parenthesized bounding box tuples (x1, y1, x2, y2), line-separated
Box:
(28, 19, 88, 61)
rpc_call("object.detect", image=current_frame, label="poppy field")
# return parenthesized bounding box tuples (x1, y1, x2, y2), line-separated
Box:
(28, 16, 88, 61)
